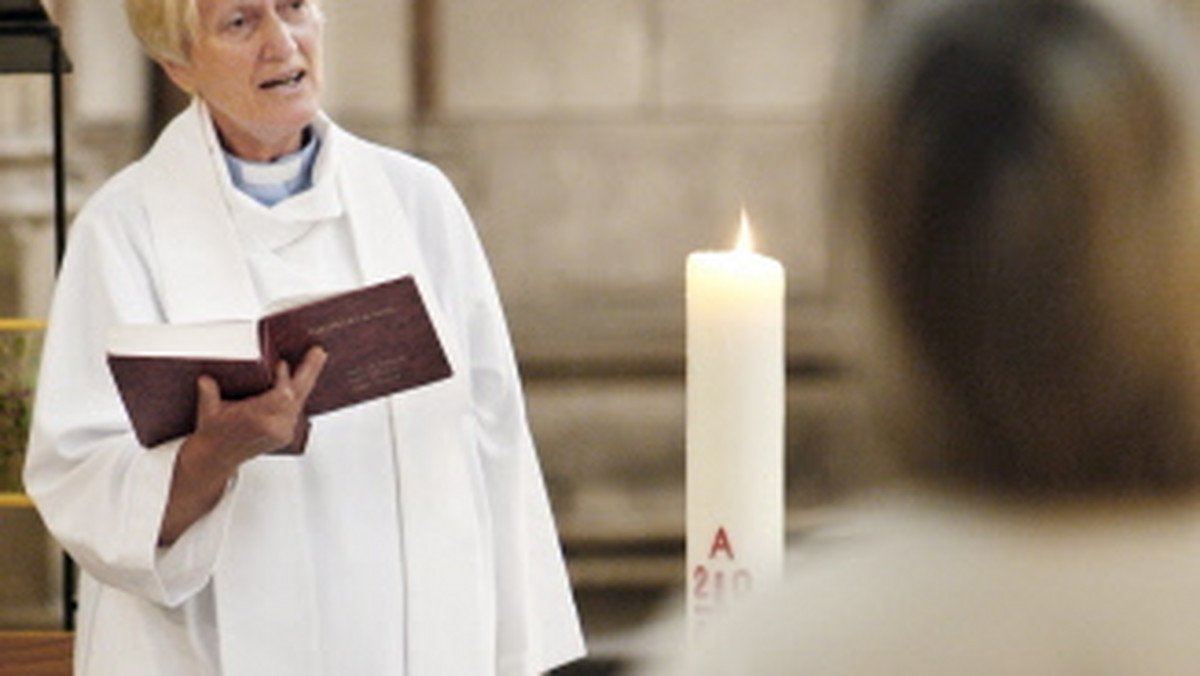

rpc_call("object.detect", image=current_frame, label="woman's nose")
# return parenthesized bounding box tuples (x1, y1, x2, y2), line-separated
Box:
(261, 12, 299, 59)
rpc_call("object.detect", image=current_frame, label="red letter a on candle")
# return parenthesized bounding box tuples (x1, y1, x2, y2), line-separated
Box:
(708, 526, 736, 560)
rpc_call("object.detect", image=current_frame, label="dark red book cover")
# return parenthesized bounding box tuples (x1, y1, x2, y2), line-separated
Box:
(107, 276, 453, 449)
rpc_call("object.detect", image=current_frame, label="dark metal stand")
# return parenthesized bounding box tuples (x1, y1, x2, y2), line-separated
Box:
(0, 0, 73, 630)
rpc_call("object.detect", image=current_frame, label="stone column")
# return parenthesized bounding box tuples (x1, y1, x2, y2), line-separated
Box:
(0, 74, 57, 319)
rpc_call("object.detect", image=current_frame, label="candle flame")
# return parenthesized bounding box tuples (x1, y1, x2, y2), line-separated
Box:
(735, 208, 755, 252)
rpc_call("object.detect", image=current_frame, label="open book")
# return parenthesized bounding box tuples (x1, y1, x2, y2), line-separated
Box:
(107, 276, 453, 450)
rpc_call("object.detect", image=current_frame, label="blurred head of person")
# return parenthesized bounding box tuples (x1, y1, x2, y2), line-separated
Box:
(833, 0, 1200, 501)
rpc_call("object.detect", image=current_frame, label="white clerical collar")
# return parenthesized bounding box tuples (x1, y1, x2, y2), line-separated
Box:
(224, 130, 320, 207)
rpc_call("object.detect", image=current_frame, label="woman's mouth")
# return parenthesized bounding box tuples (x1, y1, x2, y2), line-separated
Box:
(260, 70, 306, 90)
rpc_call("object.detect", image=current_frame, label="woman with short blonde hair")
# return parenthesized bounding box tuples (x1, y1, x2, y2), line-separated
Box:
(25, 0, 584, 673)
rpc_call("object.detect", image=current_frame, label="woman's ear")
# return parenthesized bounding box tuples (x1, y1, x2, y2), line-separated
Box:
(158, 58, 196, 96)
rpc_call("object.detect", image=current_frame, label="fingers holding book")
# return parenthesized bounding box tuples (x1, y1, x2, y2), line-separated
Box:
(277, 345, 328, 407)
(159, 347, 329, 546)
(195, 346, 328, 461)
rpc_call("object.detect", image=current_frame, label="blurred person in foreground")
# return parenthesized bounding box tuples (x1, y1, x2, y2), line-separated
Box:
(641, 0, 1200, 673)
(22, 0, 584, 673)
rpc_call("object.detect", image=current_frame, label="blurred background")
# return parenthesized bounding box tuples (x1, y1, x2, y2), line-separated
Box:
(3, 0, 1192, 672)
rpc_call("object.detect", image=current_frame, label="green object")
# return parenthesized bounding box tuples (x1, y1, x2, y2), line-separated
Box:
(0, 320, 43, 493)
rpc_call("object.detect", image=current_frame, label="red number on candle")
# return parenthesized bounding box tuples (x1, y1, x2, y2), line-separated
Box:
(733, 569, 753, 595)
(693, 564, 710, 601)
(693, 565, 754, 606)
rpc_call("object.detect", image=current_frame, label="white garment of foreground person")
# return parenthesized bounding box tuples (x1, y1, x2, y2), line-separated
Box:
(643, 491, 1200, 674)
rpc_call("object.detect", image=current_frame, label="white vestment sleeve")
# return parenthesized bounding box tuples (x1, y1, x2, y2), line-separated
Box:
(398, 166, 587, 672)
(465, 243, 588, 673)
(23, 170, 238, 608)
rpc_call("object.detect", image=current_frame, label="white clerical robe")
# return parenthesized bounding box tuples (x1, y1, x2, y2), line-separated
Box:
(24, 100, 585, 675)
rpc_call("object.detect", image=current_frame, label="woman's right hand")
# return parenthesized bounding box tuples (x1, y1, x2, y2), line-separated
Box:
(158, 346, 328, 546)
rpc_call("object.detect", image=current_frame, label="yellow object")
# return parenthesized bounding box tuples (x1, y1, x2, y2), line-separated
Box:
(0, 319, 46, 332)
(0, 492, 33, 507)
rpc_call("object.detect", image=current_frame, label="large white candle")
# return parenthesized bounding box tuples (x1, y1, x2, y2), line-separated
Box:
(686, 210, 785, 640)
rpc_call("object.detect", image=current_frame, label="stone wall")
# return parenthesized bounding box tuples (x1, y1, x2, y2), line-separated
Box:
(420, 0, 863, 506)
(0, 0, 70, 631)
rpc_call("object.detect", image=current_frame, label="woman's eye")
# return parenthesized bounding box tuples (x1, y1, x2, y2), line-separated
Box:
(221, 13, 248, 32)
